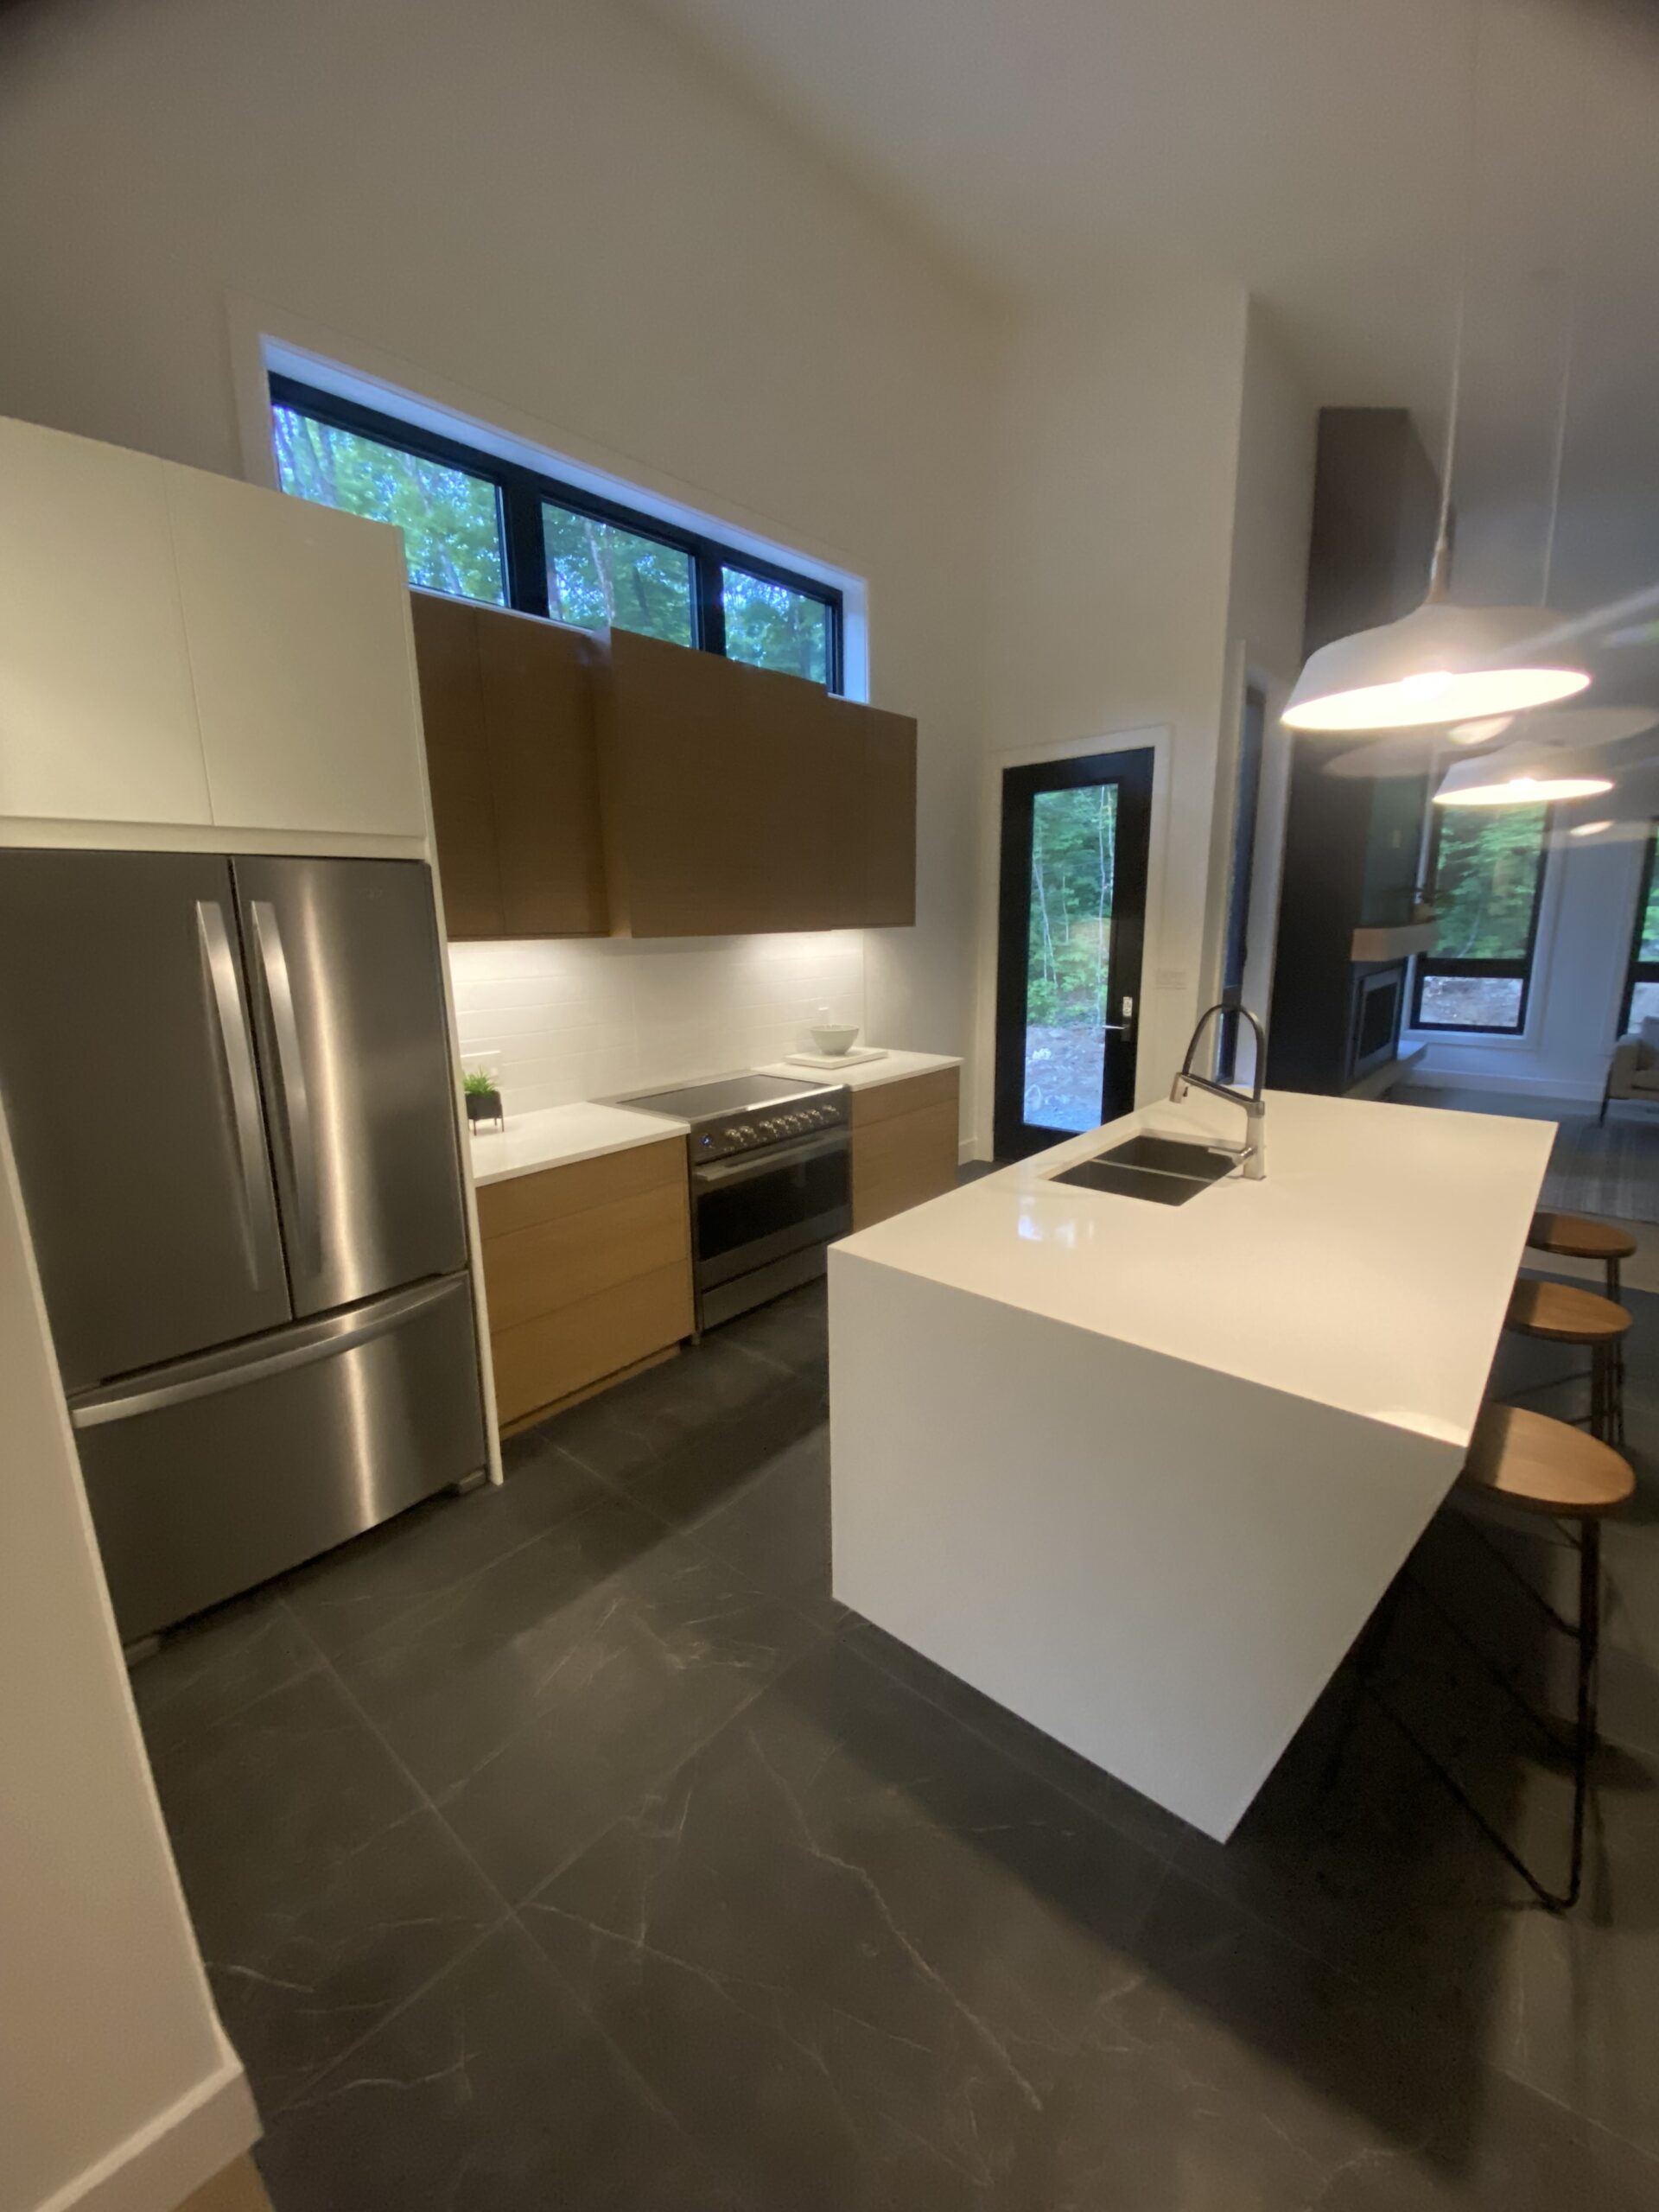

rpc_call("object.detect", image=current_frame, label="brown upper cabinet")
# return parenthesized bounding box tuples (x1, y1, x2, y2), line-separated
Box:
(413, 602, 916, 940)
(595, 628, 917, 938)
(410, 592, 608, 939)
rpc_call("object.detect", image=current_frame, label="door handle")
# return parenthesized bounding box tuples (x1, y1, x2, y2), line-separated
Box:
(1103, 993, 1135, 1036)
(70, 1277, 461, 1429)
(691, 1129, 849, 1187)
(195, 899, 270, 1287)
(250, 899, 322, 1274)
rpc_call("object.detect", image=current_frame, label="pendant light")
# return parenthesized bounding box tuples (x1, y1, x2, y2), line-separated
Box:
(1433, 748, 1612, 806)
(1282, 0, 1592, 734)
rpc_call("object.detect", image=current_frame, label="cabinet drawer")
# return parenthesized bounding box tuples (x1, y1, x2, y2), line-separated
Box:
(474, 1138, 683, 1241)
(490, 1262, 693, 1427)
(481, 1182, 690, 1333)
(475, 1138, 693, 1425)
(851, 1096, 959, 1231)
(849, 1068, 959, 1128)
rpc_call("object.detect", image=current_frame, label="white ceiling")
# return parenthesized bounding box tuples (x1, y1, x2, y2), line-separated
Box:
(651, 0, 1659, 694)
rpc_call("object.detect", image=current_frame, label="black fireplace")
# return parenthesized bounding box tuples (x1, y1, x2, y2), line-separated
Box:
(1347, 961, 1406, 1088)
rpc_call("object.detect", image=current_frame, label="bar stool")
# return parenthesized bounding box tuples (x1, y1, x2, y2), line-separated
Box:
(1529, 1211, 1637, 1304)
(1504, 1278, 1630, 1449)
(1529, 1211, 1637, 1421)
(1344, 1405, 1632, 1911)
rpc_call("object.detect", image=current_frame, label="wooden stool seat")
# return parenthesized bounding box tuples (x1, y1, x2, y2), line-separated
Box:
(1460, 1403, 1635, 1519)
(1529, 1211, 1637, 1264)
(1505, 1278, 1630, 1344)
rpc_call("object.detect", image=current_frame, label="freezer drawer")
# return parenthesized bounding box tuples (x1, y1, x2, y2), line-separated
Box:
(71, 1274, 485, 1640)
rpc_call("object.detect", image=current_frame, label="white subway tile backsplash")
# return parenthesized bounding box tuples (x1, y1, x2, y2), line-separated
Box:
(448, 932, 868, 1110)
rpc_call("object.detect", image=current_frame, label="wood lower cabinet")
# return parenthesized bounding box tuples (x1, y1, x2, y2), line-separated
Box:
(410, 593, 607, 938)
(850, 1069, 960, 1230)
(475, 1139, 693, 1427)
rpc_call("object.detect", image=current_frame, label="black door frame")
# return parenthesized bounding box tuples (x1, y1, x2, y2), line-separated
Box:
(992, 746, 1155, 1160)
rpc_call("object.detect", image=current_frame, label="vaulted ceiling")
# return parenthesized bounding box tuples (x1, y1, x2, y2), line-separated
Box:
(651, 0, 1659, 693)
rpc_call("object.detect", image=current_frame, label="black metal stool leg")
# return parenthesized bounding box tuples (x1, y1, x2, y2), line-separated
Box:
(1606, 1259, 1628, 1452)
(1565, 1519, 1602, 1911)
(1357, 1513, 1603, 1912)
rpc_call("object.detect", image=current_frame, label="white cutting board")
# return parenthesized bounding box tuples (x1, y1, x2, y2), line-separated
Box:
(783, 1047, 889, 1070)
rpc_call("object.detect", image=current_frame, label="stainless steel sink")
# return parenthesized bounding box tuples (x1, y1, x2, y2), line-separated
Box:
(1048, 1131, 1236, 1207)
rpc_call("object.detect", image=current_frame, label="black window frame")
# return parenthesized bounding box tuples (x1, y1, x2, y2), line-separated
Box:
(1410, 801, 1554, 1037)
(268, 372, 844, 691)
(1618, 819, 1659, 1035)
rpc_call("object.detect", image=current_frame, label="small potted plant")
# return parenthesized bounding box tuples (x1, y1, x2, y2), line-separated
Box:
(463, 1067, 505, 1130)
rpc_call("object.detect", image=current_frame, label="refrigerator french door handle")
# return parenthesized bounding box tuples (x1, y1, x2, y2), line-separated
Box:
(68, 1277, 461, 1428)
(250, 898, 322, 1274)
(194, 899, 270, 1286)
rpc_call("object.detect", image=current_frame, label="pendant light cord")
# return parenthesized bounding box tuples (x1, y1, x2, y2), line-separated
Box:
(1430, 0, 1485, 599)
(1540, 285, 1576, 607)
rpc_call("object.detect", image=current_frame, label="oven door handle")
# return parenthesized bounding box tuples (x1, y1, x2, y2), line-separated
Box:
(693, 1128, 849, 1187)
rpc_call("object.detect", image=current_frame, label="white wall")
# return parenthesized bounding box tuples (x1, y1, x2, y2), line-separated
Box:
(1217, 304, 1319, 1077)
(976, 284, 1249, 1131)
(1408, 825, 1648, 1102)
(0, 2, 1000, 2203)
(971, 283, 1314, 1140)
(0, 0, 1000, 1109)
(0, 1106, 257, 2212)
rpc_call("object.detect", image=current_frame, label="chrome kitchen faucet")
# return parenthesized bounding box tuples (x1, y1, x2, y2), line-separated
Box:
(1169, 1004, 1268, 1180)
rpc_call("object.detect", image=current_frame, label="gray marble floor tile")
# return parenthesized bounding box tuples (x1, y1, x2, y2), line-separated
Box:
(522, 1634, 1167, 2210)
(681, 1409, 841, 1625)
(717, 1277, 830, 1379)
(539, 1334, 796, 1492)
(280, 1437, 606, 1657)
(149, 1668, 504, 2113)
(617, 1372, 829, 1531)
(1026, 1870, 1659, 2212)
(432, 1533, 825, 1900)
(1313, 2080, 1659, 2209)
(256, 1921, 752, 2212)
(328, 1492, 670, 1796)
(839, 1611, 1192, 1864)
(130, 1588, 321, 1758)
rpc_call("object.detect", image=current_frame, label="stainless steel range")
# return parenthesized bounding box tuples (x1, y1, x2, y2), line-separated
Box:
(618, 1071, 851, 1329)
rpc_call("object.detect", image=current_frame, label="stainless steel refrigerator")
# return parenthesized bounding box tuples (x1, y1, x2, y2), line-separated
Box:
(0, 850, 486, 1643)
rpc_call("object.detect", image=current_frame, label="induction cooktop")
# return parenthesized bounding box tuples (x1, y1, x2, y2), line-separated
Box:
(620, 1071, 830, 1122)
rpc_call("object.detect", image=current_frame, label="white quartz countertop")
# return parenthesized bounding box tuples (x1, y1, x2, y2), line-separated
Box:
(753, 1049, 962, 1091)
(467, 1101, 689, 1185)
(836, 1090, 1553, 1446)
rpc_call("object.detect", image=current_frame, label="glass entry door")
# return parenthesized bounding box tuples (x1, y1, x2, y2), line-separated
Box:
(993, 747, 1154, 1160)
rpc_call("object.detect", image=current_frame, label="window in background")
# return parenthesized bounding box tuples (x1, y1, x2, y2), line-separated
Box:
(721, 567, 831, 683)
(270, 404, 506, 606)
(1619, 823, 1659, 1033)
(269, 374, 842, 683)
(543, 504, 695, 645)
(1412, 802, 1550, 1033)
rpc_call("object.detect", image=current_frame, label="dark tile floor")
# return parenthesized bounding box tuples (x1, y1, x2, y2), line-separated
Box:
(132, 1265, 1659, 2209)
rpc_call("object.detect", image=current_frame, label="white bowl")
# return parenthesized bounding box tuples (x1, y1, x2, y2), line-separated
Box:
(810, 1025, 860, 1057)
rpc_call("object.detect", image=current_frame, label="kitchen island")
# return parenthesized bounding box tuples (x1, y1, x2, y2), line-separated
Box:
(829, 1089, 1554, 1840)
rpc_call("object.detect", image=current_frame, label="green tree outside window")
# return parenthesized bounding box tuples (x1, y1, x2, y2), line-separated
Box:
(270, 406, 506, 605)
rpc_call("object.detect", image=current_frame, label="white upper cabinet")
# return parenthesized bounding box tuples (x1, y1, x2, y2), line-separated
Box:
(163, 464, 429, 837)
(0, 418, 210, 823)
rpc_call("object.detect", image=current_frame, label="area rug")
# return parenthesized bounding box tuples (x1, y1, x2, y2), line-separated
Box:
(1542, 1111, 1659, 1224)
